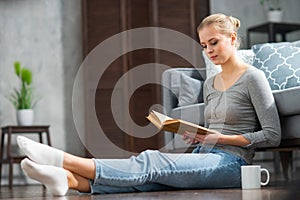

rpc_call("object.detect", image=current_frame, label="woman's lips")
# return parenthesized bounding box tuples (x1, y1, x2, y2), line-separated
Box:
(210, 55, 217, 60)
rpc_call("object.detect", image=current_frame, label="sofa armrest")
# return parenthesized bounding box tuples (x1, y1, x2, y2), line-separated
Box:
(273, 86, 300, 116)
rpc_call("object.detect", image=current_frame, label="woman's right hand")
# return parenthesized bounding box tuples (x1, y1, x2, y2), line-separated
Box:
(182, 132, 199, 144)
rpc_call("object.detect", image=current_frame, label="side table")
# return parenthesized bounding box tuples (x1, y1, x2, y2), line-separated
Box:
(0, 125, 51, 188)
(247, 22, 300, 47)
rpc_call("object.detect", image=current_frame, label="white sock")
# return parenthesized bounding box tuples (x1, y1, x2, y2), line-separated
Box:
(17, 136, 64, 167)
(21, 158, 68, 196)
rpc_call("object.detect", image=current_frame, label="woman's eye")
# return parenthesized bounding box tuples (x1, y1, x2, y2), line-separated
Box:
(201, 40, 218, 49)
(211, 41, 218, 45)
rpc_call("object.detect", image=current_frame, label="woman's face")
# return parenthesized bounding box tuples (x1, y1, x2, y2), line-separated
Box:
(198, 24, 235, 65)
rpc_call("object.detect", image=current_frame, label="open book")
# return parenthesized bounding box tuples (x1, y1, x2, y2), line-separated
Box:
(146, 110, 211, 135)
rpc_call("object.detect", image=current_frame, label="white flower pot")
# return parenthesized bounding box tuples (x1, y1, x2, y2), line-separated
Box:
(17, 109, 34, 126)
(267, 10, 283, 22)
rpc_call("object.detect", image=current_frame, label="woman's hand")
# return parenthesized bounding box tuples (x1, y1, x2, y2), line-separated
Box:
(182, 133, 199, 144)
(183, 130, 222, 145)
(183, 130, 251, 146)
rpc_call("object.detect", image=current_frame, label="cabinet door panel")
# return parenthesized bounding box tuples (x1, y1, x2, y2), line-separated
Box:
(82, 0, 209, 157)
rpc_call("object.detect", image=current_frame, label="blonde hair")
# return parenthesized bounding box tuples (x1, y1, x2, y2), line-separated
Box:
(197, 13, 241, 48)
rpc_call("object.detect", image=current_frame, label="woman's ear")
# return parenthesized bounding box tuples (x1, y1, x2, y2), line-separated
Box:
(231, 32, 237, 45)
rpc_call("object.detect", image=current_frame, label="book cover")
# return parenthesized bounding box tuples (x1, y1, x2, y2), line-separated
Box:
(146, 110, 210, 135)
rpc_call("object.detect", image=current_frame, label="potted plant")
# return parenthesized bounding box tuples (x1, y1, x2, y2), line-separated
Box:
(9, 61, 36, 125)
(260, 0, 283, 22)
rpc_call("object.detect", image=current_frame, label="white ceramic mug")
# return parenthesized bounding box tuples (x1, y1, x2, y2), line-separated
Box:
(241, 165, 270, 189)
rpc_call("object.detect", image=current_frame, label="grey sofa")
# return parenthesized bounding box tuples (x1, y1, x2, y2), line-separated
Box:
(162, 42, 300, 179)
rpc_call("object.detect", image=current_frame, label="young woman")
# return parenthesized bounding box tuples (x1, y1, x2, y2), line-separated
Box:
(17, 13, 281, 196)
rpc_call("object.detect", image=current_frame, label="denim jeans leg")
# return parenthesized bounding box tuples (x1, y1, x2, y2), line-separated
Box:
(90, 149, 246, 194)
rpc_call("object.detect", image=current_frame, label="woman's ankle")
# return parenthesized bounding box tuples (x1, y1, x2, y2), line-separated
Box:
(67, 170, 91, 193)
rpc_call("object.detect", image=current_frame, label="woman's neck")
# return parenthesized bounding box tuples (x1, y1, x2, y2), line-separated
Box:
(220, 53, 245, 75)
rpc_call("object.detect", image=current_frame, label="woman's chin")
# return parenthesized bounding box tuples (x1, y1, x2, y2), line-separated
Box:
(211, 60, 221, 65)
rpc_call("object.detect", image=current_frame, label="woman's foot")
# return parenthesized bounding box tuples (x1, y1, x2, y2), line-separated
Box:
(17, 136, 64, 167)
(21, 158, 68, 196)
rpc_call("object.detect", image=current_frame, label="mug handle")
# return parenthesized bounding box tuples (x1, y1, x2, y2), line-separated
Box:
(260, 168, 270, 186)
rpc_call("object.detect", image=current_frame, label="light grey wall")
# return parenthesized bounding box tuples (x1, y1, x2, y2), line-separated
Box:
(210, 0, 300, 48)
(0, 0, 65, 148)
(0, 0, 84, 165)
(61, 0, 85, 156)
(0, 0, 84, 185)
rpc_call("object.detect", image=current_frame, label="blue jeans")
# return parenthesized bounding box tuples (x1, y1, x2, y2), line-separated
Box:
(89, 147, 247, 194)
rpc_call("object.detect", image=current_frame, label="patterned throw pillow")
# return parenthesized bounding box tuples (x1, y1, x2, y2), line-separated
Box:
(202, 50, 255, 79)
(252, 41, 300, 90)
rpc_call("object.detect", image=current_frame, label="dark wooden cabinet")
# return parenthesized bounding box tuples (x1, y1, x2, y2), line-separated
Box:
(82, 0, 209, 157)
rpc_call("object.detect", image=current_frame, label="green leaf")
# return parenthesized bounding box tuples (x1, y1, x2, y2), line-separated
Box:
(9, 61, 36, 109)
(14, 61, 21, 76)
(21, 68, 32, 85)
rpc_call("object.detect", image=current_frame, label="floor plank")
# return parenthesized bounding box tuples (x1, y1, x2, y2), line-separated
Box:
(0, 182, 299, 200)
(1, 171, 300, 200)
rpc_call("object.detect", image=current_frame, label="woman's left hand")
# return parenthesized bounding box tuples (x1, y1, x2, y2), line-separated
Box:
(183, 129, 222, 145)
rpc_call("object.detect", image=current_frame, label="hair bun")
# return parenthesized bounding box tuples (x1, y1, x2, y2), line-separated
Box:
(229, 16, 240, 29)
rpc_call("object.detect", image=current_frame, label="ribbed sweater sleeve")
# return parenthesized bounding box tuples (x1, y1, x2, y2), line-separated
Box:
(242, 69, 281, 148)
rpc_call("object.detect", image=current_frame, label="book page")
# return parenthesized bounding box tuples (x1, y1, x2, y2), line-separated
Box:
(146, 110, 172, 129)
(151, 110, 173, 123)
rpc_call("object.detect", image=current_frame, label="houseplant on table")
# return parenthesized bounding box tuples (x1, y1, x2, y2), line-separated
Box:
(260, 0, 283, 22)
(9, 61, 36, 125)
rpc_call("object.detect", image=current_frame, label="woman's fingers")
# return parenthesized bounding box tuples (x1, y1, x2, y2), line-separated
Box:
(182, 132, 199, 144)
(183, 130, 222, 144)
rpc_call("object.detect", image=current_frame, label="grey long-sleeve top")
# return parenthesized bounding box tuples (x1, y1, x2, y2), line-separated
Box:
(203, 66, 281, 164)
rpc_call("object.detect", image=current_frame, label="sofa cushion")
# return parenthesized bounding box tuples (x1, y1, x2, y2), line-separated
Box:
(202, 49, 255, 78)
(252, 41, 300, 90)
(238, 49, 256, 66)
(167, 70, 204, 107)
(178, 73, 203, 106)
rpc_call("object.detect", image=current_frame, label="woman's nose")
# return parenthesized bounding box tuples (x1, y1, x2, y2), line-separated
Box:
(206, 46, 213, 53)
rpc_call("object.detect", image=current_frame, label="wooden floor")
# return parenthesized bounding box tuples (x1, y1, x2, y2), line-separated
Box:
(0, 177, 299, 200)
